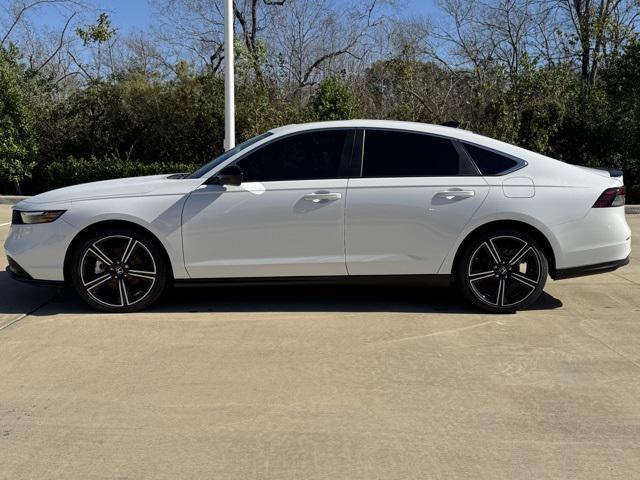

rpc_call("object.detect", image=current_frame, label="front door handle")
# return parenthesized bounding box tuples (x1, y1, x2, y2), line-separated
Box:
(436, 189, 475, 200)
(304, 191, 343, 203)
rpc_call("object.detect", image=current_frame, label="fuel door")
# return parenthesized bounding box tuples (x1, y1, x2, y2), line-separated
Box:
(502, 176, 535, 198)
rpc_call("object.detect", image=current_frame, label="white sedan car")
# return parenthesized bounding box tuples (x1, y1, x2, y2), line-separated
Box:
(5, 120, 631, 313)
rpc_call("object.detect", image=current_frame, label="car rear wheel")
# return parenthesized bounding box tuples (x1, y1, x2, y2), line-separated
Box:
(70, 228, 167, 312)
(456, 229, 548, 313)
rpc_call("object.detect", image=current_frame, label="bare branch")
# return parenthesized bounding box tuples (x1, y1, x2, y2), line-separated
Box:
(34, 11, 76, 72)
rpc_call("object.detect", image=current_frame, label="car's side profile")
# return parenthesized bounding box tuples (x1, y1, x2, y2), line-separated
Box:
(4, 120, 631, 313)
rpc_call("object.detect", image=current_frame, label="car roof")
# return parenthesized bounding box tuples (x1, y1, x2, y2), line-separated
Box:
(268, 120, 537, 161)
(270, 120, 468, 137)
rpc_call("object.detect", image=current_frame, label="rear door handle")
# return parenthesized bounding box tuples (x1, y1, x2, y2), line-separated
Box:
(304, 191, 343, 202)
(436, 189, 475, 200)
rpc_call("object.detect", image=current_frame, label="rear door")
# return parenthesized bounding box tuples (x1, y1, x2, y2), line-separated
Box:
(345, 129, 490, 275)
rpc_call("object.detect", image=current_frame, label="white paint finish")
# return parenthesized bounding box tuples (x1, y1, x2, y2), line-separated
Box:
(437, 181, 630, 274)
(62, 194, 192, 279)
(549, 206, 631, 268)
(182, 180, 348, 278)
(7, 176, 202, 280)
(15, 174, 176, 205)
(0, 222, 10, 227)
(4, 218, 80, 280)
(502, 176, 535, 198)
(3, 120, 633, 285)
(346, 177, 490, 275)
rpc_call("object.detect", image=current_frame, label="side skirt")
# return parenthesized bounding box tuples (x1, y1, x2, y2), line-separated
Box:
(174, 274, 452, 288)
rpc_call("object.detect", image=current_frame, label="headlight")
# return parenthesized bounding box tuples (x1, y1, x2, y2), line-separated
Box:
(12, 210, 66, 225)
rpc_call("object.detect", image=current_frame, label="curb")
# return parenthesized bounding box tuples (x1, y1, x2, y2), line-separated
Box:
(627, 205, 640, 215)
(1, 195, 639, 213)
(0, 196, 28, 205)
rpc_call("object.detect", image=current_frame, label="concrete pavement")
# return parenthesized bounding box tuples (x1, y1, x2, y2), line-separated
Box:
(1, 204, 639, 479)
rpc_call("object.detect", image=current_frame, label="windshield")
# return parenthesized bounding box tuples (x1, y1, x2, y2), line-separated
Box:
(188, 132, 273, 179)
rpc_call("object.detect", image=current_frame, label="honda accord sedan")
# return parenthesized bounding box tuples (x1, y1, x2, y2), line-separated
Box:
(4, 120, 631, 313)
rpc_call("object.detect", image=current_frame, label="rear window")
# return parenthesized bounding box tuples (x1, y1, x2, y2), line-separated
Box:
(464, 143, 520, 175)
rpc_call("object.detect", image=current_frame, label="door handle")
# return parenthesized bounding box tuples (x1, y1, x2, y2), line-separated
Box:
(436, 189, 475, 200)
(303, 191, 343, 202)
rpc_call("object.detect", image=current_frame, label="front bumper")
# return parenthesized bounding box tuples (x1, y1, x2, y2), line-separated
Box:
(553, 255, 630, 280)
(4, 217, 77, 282)
(6, 256, 65, 287)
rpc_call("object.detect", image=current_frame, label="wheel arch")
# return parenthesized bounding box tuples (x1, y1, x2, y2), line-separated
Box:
(63, 219, 174, 284)
(450, 219, 557, 280)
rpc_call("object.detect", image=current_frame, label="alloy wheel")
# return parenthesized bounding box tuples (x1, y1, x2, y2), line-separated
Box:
(79, 235, 157, 308)
(467, 235, 542, 308)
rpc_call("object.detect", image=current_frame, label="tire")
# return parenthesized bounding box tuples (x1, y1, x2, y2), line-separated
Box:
(456, 228, 548, 313)
(70, 227, 168, 312)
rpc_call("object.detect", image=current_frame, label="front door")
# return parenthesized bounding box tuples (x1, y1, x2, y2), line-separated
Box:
(182, 129, 355, 279)
(346, 129, 490, 275)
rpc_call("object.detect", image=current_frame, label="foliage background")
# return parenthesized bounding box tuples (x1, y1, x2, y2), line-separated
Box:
(0, 0, 639, 201)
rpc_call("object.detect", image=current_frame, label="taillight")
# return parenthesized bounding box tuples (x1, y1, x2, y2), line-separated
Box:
(593, 187, 625, 208)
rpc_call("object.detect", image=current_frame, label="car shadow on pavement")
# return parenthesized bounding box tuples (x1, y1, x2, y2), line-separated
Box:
(22, 282, 563, 316)
(0, 271, 59, 321)
(157, 284, 563, 314)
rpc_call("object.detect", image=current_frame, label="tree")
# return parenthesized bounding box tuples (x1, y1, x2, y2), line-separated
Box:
(601, 39, 640, 197)
(0, 45, 37, 194)
(1, 0, 84, 86)
(269, 0, 389, 90)
(74, 13, 117, 79)
(307, 75, 356, 120)
(150, 0, 289, 77)
(555, 0, 640, 85)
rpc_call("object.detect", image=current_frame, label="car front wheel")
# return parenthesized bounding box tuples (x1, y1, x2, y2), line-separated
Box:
(70, 227, 168, 312)
(457, 229, 548, 313)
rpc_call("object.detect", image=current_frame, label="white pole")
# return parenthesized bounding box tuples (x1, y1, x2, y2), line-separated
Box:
(224, 0, 236, 151)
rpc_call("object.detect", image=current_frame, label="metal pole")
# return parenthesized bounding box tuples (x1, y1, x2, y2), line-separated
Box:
(224, 0, 236, 151)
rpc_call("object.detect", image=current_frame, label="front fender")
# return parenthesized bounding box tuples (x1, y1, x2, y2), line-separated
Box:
(62, 195, 190, 279)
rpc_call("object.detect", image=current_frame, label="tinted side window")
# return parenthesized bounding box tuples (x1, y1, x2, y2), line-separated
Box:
(236, 130, 349, 182)
(464, 143, 519, 175)
(362, 130, 471, 177)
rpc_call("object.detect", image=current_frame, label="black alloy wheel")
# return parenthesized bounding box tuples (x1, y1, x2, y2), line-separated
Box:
(71, 228, 167, 312)
(457, 229, 548, 313)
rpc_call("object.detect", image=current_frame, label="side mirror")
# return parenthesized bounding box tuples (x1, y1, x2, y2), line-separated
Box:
(207, 165, 243, 186)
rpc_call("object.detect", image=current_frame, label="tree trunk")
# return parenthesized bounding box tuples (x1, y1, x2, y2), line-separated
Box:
(13, 179, 22, 196)
(581, 46, 590, 81)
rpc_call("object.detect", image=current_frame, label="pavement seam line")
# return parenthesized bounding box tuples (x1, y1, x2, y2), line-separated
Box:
(377, 320, 504, 345)
(0, 291, 60, 334)
(611, 272, 640, 286)
(580, 319, 640, 371)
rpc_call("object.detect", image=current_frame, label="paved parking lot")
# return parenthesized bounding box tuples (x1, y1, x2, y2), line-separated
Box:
(1, 204, 639, 479)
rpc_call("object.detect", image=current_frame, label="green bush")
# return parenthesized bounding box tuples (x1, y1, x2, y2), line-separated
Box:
(0, 45, 38, 194)
(307, 75, 357, 121)
(28, 156, 199, 193)
(37, 72, 226, 168)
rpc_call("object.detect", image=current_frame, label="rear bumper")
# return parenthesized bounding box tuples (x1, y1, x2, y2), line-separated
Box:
(553, 256, 630, 280)
(552, 207, 631, 269)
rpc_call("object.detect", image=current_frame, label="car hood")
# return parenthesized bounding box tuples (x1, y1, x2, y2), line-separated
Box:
(18, 174, 199, 207)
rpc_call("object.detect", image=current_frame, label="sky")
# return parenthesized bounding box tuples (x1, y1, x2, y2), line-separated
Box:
(27, 0, 440, 35)
(79, 0, 157, 33)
